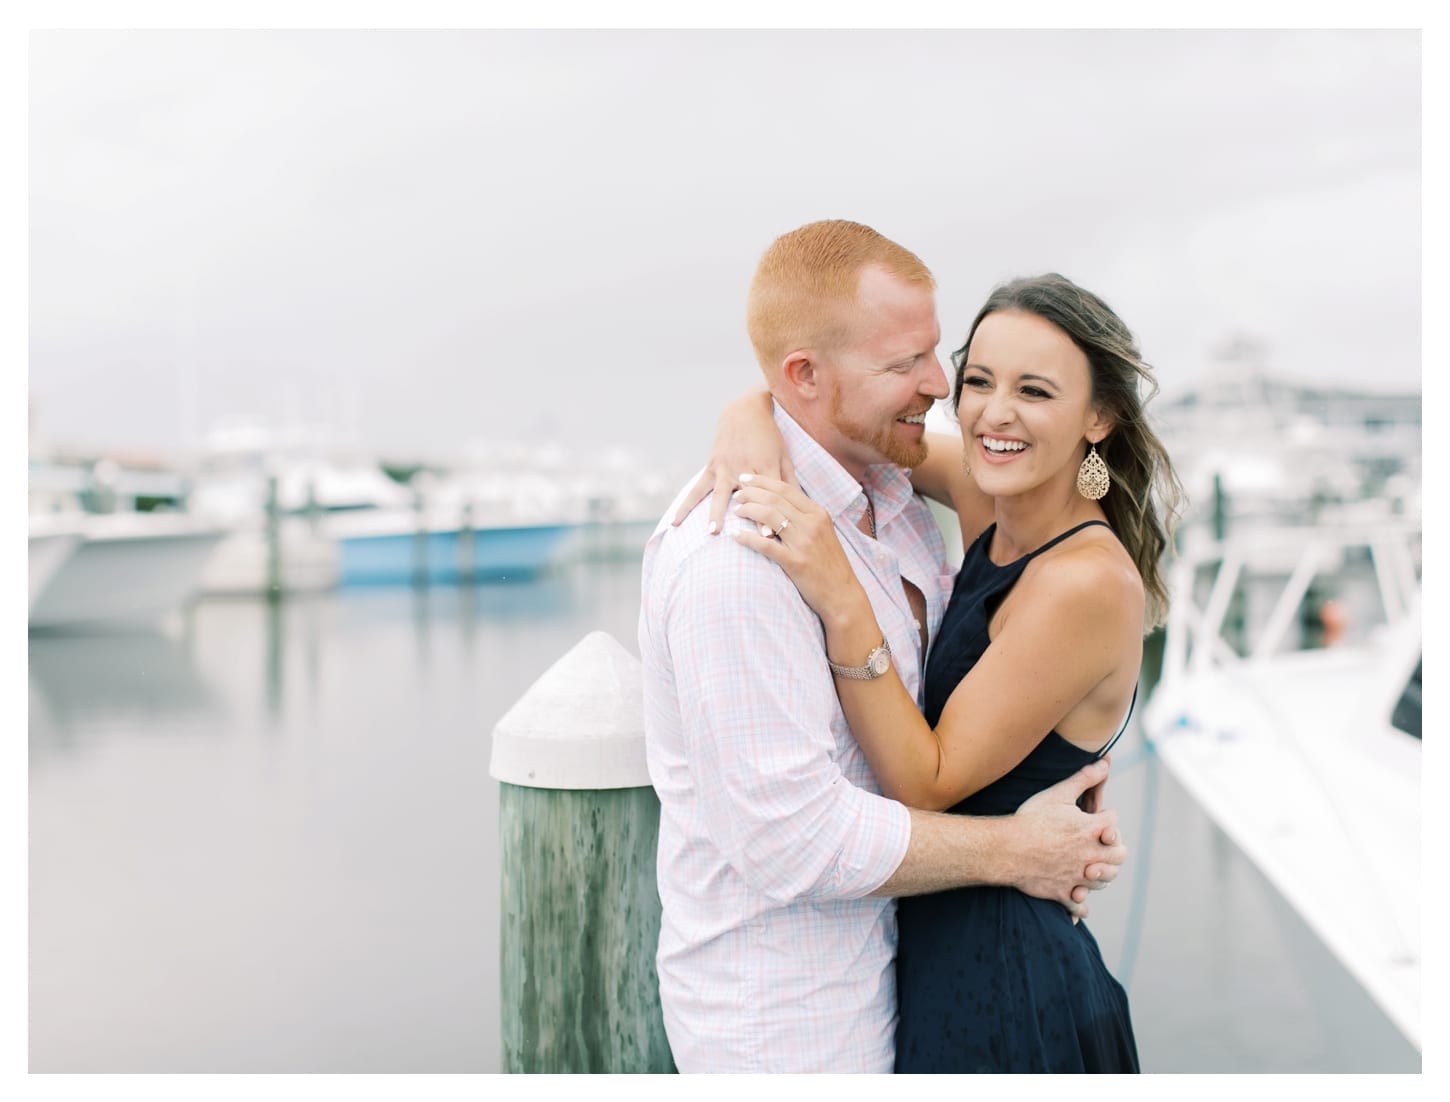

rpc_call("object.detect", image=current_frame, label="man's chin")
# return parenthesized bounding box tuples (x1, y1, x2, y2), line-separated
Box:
(878, 439, 929, 470)
(835, 417, 929, 470)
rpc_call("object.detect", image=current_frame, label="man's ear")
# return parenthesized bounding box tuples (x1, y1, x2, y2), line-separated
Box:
(779, 350, 819, 399)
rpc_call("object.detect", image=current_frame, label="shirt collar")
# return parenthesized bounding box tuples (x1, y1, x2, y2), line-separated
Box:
(774, 401, 917, 527)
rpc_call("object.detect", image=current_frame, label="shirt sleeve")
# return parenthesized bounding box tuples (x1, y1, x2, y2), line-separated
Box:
(658, 537, 911, 904)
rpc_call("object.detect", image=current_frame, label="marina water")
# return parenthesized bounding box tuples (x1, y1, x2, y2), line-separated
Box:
(29, 553, 1419, 1073)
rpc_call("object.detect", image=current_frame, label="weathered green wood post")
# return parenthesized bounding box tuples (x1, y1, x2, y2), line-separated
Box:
(490, 631, 674, 1073)
(458, 500, 476, 584)
(411, 482, 429, 587)
(265, 473, 282, 599)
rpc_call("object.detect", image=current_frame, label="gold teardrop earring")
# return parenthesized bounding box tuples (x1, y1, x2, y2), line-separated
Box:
(1076, 443, 1110, 500)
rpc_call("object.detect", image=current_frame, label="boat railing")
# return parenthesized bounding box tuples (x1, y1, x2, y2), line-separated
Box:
(1159, 521, 1421, 692)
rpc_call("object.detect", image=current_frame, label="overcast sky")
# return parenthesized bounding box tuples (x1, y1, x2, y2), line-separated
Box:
(28, 28, 1420, 476)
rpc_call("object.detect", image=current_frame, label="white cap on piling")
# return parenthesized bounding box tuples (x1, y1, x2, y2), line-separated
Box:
(489, 630, 650, 790)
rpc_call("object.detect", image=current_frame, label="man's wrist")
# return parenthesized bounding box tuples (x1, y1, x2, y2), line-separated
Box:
(942, 813, 1016, 889)
(970, 816, 1018, 887)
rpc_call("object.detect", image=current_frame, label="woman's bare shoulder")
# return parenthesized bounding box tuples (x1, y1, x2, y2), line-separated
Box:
(1021, 527, 1143, 621)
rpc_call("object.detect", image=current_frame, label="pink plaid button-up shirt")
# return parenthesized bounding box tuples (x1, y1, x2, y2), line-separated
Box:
(639, 403, 954, 1072)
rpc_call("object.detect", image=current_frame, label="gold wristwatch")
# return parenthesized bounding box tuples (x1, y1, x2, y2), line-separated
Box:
(827, 639, 892, 680)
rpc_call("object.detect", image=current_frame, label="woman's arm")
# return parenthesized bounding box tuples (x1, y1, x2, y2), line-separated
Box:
(733, 476, 1139, 811)
(674, 389, 993, 546)
(671, 389, 794, 533)
(911, 431, 964, 508)
(913, 431, 994, 551)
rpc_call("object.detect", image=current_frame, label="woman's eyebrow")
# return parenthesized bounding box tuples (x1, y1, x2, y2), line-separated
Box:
(1019, 373, 1060, 389)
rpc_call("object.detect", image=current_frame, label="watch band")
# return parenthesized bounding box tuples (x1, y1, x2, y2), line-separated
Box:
(827, 639, 892, 680)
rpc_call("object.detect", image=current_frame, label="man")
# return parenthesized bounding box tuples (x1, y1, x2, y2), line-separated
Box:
(638, 220, 1125, 1073)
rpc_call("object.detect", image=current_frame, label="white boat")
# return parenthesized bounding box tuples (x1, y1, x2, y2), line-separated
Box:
(198, 520, 340, 596)
(1143, 522, 1421, 1050)
(1154, 337, 1420, 532)
(29, 528, 82, 614)
(189, 456, 391, 596)
(28, 513, 229, 630)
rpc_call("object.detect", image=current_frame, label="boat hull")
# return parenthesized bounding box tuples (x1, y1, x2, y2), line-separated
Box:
(200, 524, 340, 596)
(29, 518, 228, 630)
(336, 523, 572, 585)
(1146, 665, 1420, 1050)
(29, 531, 82, 613)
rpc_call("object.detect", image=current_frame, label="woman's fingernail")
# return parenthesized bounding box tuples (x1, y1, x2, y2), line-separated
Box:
(760, 525, 772, 538)
(739, 472, 754, 483)
(707, 521, 718, 534)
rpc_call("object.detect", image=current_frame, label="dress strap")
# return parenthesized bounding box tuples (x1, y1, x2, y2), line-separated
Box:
(1095, 682, 1138, 760)
(1026, 519, 1111, 561)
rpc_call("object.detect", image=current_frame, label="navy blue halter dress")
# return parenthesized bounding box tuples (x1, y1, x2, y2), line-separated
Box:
(894, 520, 1140, 1073)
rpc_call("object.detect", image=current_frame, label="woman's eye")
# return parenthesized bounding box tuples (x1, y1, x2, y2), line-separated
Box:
(964, 376, 990, 389)
(1021, 386, 1049, 398)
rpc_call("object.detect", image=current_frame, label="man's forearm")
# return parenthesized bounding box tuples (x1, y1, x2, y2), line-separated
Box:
(870, 809, 1016, 897)
(869, 760, 1126, 911)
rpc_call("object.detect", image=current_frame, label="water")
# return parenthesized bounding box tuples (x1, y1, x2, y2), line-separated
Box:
(28, 557, 1419, 1072)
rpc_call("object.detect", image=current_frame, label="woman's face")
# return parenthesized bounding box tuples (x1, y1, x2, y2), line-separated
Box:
(955, 309, 1109, 501)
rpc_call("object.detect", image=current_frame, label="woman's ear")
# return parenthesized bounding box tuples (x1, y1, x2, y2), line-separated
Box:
(1086, 406, 1114, 445)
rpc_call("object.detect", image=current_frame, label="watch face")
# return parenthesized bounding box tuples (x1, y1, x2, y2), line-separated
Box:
(869, 648, 891, 677)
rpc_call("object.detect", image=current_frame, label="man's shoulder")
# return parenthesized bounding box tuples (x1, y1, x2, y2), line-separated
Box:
(645, 494, 801, 603)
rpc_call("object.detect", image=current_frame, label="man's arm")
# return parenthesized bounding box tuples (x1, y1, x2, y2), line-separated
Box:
(872, 759, 1126, 917)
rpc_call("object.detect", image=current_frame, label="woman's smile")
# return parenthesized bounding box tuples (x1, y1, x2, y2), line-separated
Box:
(978, 435, 1029, 463)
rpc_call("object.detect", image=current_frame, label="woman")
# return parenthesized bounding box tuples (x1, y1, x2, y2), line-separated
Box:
(681, 273, 1182, 1072)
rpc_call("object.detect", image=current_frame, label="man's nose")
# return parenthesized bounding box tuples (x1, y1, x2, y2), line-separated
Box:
(919, 354, 950, 399)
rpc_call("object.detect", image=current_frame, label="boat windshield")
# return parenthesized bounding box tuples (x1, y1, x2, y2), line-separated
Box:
(1391, 658, 1422, 741)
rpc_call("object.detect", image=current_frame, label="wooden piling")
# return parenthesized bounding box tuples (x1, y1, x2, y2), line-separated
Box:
(265, 473, 282, 599)
(459, 500, 475, 584)
(1212, 472, 1228, 541)
(411, 483, 429, 587)
(490, 631, 674, 1074)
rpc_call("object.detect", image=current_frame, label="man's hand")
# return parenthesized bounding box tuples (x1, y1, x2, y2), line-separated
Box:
(1078, 752, 1109, 814)
(1008, 759, 1127, 919)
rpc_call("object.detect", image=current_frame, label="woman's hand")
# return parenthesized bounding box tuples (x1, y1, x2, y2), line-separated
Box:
(730, 475, 869, 627)
(672, 390, 796, 534)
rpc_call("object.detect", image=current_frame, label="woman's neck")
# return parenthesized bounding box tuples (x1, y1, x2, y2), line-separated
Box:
(989, 478, 1107, 564)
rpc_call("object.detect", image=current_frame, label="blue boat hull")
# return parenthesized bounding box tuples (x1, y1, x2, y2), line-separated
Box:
(338, 524, 571, 585)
